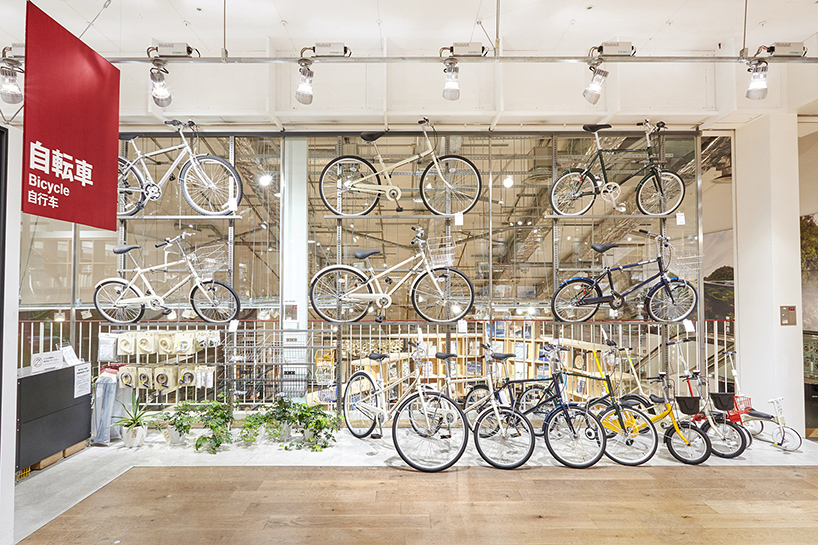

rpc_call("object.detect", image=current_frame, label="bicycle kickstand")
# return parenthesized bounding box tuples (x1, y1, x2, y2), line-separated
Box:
(371, 416, 384, 440)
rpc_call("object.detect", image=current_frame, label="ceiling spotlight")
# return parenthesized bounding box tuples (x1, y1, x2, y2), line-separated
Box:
(583, 61, 608, 105)
(296, 58, 314, 105)
(442, 57, 460, 101)
(1, 48, 23, 104)
(746, 59, 768, 100)
(259, 173, 273, 187)
(149, 58, 171, 107)
(503, 175, 514, 188)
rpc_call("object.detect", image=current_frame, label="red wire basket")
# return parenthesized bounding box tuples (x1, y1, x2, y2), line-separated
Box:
(727, 395, 753, 420)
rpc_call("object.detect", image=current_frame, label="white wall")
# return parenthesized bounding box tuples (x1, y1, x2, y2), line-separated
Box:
(0, 126, 22, 545)
(799, 128, 818, 217)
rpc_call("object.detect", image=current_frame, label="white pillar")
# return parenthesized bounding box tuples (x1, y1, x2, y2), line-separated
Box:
(280, 138, 308, 330)
(1, 126, 23, 545)
(734, 113, 805, 432)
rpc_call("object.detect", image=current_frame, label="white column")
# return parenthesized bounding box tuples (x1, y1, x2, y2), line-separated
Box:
(734, 113, 805, 432)
(280, 138, 308, 330)
(1, 127, 23, 545)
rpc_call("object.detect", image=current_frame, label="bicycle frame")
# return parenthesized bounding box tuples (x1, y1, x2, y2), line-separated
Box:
(579, 254, 668, 305)
(352, 365, 424, 427)
(339, 125, 443, 196)
(578, 128, 660, 193)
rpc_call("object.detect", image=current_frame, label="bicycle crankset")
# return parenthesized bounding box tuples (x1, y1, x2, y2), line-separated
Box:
(600, 182, 626, 212)
(144, 183, 162, 201)
(609, 293, 625, 310)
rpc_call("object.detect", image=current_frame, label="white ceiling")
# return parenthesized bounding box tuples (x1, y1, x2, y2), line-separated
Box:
(2, 0, 817, 58)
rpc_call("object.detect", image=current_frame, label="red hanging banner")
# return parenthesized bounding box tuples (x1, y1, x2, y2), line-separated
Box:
(22, 2, 119, 231)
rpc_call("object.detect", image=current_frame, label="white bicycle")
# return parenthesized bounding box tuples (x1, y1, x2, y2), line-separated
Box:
(118, 119, 242, 216)
(93, 232, 240, 324)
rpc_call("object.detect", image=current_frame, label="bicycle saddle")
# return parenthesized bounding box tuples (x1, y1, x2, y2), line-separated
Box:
(354, 250, 380, 260)
(582, 124, 612, 133)
(492, 353, 516, 361)
(591, 243, 618, 253)
(649, 394, 667, 405)
(113, 244, 140, 255)
(368, 352, 389, 362)
(119, 134, 143, 142)
(360, 131, 387, 142)
(435, 352, 458, 360)
(748, 409, 774, 420)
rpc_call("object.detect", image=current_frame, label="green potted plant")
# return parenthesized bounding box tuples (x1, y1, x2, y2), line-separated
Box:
(113, 391, 149, 448)
(194, 396, 234, 454)
(237, 411, 268, 444)
(155, 401, 197, 445)
(290, 403, 342, 452)
(267, 396, 295, 442)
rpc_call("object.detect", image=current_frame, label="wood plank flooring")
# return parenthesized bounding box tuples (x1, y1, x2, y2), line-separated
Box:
(20, 465, 818, 545)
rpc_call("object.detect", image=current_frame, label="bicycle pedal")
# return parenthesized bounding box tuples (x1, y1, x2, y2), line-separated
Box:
(161, 308, 172, 315)
(375, 315, 384, 323)
(395, 205, 404, 212)
(370, 433, 382, 439)
(439, 433, 451, 439)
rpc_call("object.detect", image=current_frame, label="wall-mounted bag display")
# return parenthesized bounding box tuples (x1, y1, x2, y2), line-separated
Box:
(98, 333, 118, 362)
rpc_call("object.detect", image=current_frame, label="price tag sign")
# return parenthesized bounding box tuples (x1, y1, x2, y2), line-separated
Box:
(675, 212, 686, 225)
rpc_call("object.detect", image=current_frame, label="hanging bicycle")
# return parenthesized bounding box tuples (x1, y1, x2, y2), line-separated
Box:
(318, 117, 482, 216)
(118, 119, 243, 216)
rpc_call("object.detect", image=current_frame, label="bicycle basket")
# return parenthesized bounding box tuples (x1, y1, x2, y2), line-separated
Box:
(428, 236, 454, 268)
(190, 245, 228, 278)
(675, 396, 701, 416)
(709, 392, 735, 412)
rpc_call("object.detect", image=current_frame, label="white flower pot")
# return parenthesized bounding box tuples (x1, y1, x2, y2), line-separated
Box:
(303, 429, 314, 442)
(122, 426, 146, 448)
(162, 426, 185, 445)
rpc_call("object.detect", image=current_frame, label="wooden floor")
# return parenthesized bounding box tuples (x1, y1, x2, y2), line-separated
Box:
(21, 465, 818, 545)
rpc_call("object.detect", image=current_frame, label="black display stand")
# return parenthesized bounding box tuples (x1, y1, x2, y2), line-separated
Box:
(16, 366, 91, 471)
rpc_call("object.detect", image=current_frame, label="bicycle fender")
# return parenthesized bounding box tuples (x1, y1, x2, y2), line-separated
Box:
(309, 264, 364, 286)
(559, 167, 595, 179)
(94, 277, 144, 297)
(556, 276, 594, 289)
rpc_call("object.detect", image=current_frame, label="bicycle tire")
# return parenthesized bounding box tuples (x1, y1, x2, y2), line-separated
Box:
(551, 278, 602, 322)
(343, 372, 378, 438)
(463, 385, 491, 429)
(664, 421, 711, 465)
(645, 279, 697, 322)
(117, 157, 146, 217)
(392, 391, 468, 472)
(519, 386, 554, 437)
(619, 393, 655, 415)
(410, 267, 474, 323)
(179, 155, 243, 215)
(419, 155, 482, 216)
(189, 280, 240, 323)
(700, 420, 746, 459)
(598, 406, 658, 466)
(319, 155, 381, 216)
(474, 406, 535, 469)
(550, 169, 598, 216)
(738, 422, 753, 448)
(743, 419, 764, 436)
(635, 169, 685, 216)
(93, 279, 145, 324)
(309, 266, 373, 323)
(543, 407, 606, 469)
(771, 426, 802, 451)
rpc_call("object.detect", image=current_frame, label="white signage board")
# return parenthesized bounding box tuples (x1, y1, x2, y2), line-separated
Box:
(74, 362, 92, 398)
(30, 349, 64, 375)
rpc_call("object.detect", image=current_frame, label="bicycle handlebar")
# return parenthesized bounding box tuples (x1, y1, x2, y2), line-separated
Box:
(155, 231, 193, 248)
(164, 119, 196, 130)
(408, 341, 419, 348)
(418, 117, 430, 125)
(666, 338, 694, 346)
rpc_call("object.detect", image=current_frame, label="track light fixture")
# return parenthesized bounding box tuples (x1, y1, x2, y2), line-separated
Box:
(442, 57, 460, 101)
(582, 58, 608, 105)
(1, 47, 23, 105)
(296, 58, 314, 105)
(149, 57, 172, 107)
(745, 58, 768, 100)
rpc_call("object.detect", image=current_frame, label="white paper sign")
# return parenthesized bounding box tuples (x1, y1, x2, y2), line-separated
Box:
(675, 212, 686, 225)
(456, 319, 467, 333)
(228, 319, 239, 332)
(454, 212, 464, 226)
(74, 363, 92, 398)
(31, 350, 64, 375)
(61, 345, 81, 366)
(682, 319, 695, 333)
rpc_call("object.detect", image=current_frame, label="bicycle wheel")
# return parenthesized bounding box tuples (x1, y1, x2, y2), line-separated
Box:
(410, 267, 474, 323)
(419, 155, 482, 216)
(392, 391, 468, 472)
(319, 155, 381, 216)
(598, 406, 658, 466)
(587, 397, 612, 417)
(93, 279, 145, 324)
(636, 170, 685, 216)
(743, 419, 764, 436)
(701, 420, 746, 458)
(665, 421, 711, 465)
(771, 426, 802, 451)
(180, 155, 243, 215)
(463, 385, 491, 428)
(342, 372, 378, 438)
(309, 266, 373, 323)
(519, 386, 554, 436)
(189, 280, 240, 323)
(551, 278, 601, 322)
(474, 407, 535, 469)
(738, 422, 753, 448)
(543, 407, 606, 469)
(645, 279, 697, 322)
(117, 157, 146, 217)
(550, 170, 597, 216)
